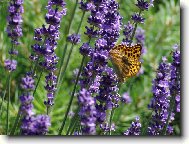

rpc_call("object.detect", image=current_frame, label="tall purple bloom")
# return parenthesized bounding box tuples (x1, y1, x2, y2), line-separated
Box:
(78, 0, 121, 132)
(6, 0, 24, 45)
(77, 88, 97, 135)
(147, 57, 175, 135)
(30, 0, 66, 106)
(20, 74, 51, 135)
(4, 0, 24, 72)
(169, 47, 180, 113)
(67, 34, 81, 45)
(136, 0, 149, 11)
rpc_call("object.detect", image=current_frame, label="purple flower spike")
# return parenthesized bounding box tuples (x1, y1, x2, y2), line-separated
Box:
(169, 50, 180, 113)
(78, 88, 97, 135)
(78, 0, 121, 130)
(100, 122, 116, 132)
(147, 50, 181, 135)
(21, 115, 51, 135)
(7, 0, 24, 45)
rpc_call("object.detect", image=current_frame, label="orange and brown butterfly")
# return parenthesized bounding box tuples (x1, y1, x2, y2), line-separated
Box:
(109, 43, 142, 83)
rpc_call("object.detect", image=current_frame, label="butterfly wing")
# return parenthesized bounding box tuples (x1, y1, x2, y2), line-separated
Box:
(124, 44, 142, 61)
(109, 44, 142, 83)
(117, 58, 141, 82)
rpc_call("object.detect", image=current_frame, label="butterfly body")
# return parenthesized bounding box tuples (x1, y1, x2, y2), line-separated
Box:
(109, 44, 142, 82)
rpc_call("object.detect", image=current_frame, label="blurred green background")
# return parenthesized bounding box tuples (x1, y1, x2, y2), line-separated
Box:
(0, 0, 180, 135)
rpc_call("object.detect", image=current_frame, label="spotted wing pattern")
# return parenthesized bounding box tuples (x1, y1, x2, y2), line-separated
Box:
(109, 44, 142, 82)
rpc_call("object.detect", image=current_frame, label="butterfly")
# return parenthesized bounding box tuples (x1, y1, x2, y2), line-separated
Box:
(109, 44, 142, 83)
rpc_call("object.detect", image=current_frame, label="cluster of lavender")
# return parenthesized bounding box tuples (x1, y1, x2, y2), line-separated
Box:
(30, 0, 67, 106)
(20, 74, 50, 135)
(147, 57, 172, 135)
(77, 0, 122, 134)
(19, 0, 67, 135)
(147, 50, 181, 135)
(123, 117, 141, 135)
(4, 0, 24, 72)
(123, 0, 153, 45)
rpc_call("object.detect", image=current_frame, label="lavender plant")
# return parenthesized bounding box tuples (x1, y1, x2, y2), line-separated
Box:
(147, 46, 180, 135)
(0, 0, 180, 136)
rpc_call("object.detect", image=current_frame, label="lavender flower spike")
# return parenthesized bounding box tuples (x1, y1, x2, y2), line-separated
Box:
(147, 57, 174, 135)
(78, 88, 97, 135)
(78, 0, 122, 129)
(20, 74, 51, 135)
(6, 0, 24, 45)
(169, 47, 180, 113)
(33, 0, 67, 106)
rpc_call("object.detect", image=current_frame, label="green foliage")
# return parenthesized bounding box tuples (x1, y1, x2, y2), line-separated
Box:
(0, 0, 180, 135)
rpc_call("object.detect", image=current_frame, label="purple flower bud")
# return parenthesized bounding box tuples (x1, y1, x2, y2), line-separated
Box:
(67, 34, 81, 45)
(136, 0, 149, 11)
(79, 43, 92, 56)
(4, 59, 17, 72)
(80, 1, 95, 11)
(131, 13, 145, 23)
(20, 75, 35, 90)
(121, 92, 132, 104)
(124, 117, 141, 135)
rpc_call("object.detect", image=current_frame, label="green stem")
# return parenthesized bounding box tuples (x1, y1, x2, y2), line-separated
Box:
(58, 43, 74, 86)
(56, 0, 79, 87)
(66, 0, 79, 38)
(76, 11, 85, 34)
(33, 70, 43, 97)
(66, 110, 79, 135)
(56, 43, 68, 92)
(70, 116, 80, 135)
(10, 108, 21, 135)
(56, 11, 86, 95)
(0, 75, 10, 116)
(129, 10, 142, 46)
(6, 73, 11, 135)
(108, 108, 115, 135)
(58, 56, 85, 135)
